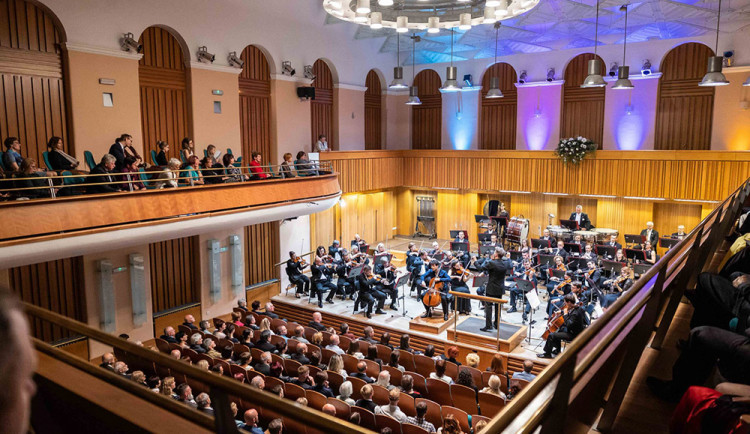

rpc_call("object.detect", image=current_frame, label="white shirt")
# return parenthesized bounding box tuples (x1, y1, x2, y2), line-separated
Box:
(429, 373, 453, 384)
(575, 213, 582, 224)
(375, 404, 408, 422)
(315, 140, 328, 152)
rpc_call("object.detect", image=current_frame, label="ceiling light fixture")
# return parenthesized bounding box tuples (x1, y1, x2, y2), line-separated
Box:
(699, 0, 729, 86)
(389, 34, 408, 89)
(396, 16, 408, 32)
(581, 0, 606, 88)
(441, 29, 462, 92)
(495, 0, 509, 17)
(378, 0, 393, 5)
(356, 0, 371, 14)
(428, 16, 440, 33)
(370, 11, 383, 29)
(485, 22, 504, 99)
(547, 68, 555, 82)
(354, 12, 368, 22)
(483, 7, 497, 23)
(329, 0, 342, 8)
(641, 59, 652, 76)
(486, 0, 501, 6)
(406, 34, 422, 106)
(613, 4, 634, 90)
(459, 13, 472, 30)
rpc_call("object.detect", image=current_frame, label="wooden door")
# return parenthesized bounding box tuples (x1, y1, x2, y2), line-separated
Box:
(561, 53, 605, 148)
(311, 59, 334, 151)
(411, 69, 442, 149)
(479, 63, 517, 149)
(364, 70, 382, 150)
(239, 45, 272, 162)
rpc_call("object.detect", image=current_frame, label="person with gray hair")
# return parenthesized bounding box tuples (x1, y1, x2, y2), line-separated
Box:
(86, 153, 123, 194)
(195, 392, 214, 416)
(376, 371, 395, 391)
(250, 375, 265, 390)
(326, 334, 345, 355)
(155, 158, 182, 189)
(203, 337, 221, 358)
(169, 349, 181, 360)
(113, 361, 130, 378)
(190, 333, 206, 353)
(337, 380, 356, 405)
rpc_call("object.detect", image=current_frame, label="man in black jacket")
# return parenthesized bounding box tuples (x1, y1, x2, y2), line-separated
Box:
(291, 343, 310, 365)
(286, 252, 310, 297)
(308, 311, 326, 331)
(159, 326, 178, 344)
(255, 330, 276, 353)
(86, 154, 123, 194)
(569, 205, 592, 230)
(640, 221, 659, 246)
(108, 134, 129, 171)
(481, 249, 511, 332)
(349, 361, 375, 383)
(538, 294, 587, 358)
(355, 385, 377, 412)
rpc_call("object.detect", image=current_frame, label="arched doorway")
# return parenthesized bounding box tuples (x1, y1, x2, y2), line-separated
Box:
(411, 69, 442, 149)
(238, 45, 272, 162)
(364, 69, 383, 150)
(561, 53, 605, 148)
(655, 43, 715, 150)
(0, 0, 70, 165)
(479, 63, 518, 149)
(311, 59, 334, 151)
(138, 26, 192, 160)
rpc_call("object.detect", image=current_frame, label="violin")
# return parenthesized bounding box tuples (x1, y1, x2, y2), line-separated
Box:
(422, 276, 444, 308)
(551, 275, 572, 296)
(294, 257, 308, 267)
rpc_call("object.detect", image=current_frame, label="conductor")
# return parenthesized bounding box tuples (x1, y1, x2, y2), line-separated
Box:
(480, 248, 511, 332)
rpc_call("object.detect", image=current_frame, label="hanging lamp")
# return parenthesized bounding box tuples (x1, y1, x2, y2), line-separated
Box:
(485, 22, 504, 98)
(612, 4, 634, 89)
(441, 29, 461, 91)
(406, 34, 422, 105)
(699, 0, 729, 86)
(581, 0, 606, 88)
(389, 34, 408, 89)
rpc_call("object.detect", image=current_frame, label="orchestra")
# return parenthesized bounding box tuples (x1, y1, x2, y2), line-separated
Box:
(281, 207, 682, 357)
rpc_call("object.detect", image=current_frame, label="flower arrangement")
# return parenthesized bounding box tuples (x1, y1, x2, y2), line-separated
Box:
(554, 136, 597, 165)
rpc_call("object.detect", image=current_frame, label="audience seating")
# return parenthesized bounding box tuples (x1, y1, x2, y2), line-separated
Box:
(371, 384, 389, 405)
(154, 338, 170, 353)
(473, 414, 490, 425)
(450, 384, 478, 415)
(284, 382, 306, 401)
(363, 359, 380, 378)
(398, 392, 416, 417)
(401, 423, 430, 434)
(444, 361, 459, 379)
(305, 389, 327, 411)
(414, 354, 434, 378)
(246, 370, 264, 382)
(264, 376, 284, 392)
(326, 397, 351, 420)
(478, 392, 505, 417)
(376, 344, 391, 362)
(399, 351, 416, 372)
(342, 354, 358, 374)
(415, 398, 443, 429)
(84, 151, 96, 171)
(348, 377, 367, 400)
(406, 371, 427, 397)
(482, 370, 509, 394)
(383, 365, 402, 387)
(426, 378, 451, 404)
(326, 370, 344, 394)
(465, 366, 483, 390)
(351, 406, 377, 431)
(443, 406, 470, 433)
(376, 414, 403, 433)
(150, 150, 159, 166)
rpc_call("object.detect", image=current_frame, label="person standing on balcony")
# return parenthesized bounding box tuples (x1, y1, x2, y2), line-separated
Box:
(315, 134, 329, 152)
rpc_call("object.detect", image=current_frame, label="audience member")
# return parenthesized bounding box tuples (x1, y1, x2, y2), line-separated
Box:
(160, 376, 177, 399)
(180, 137, 194, 162)
(203, 337, 221, 358)
(239, 409, 263, 434)
(154, 158, 181, 188)
(441, 346, 461, 366)
(355, 384, 377, 412)
(309, 351, 326, 370)
(340, 323, 356, 340)
(465, 353, 480, 369)
(46, 136, 80, 171)
(473, 420, 488, 433)
(160, 326, 178, 344)
(108, 134, 130, 171)
(175, 383, 197, 407)
(311, 331, 324, 347)
(267, 418, 283, 434)
(375, 388, 408, 422)
(326, 334, 345, 355)
(221, 154, 247, 182)
(424, 345, 438, 361)
(487, 353, 506, 377)
(397, 334, 415, 354)
(380, 332, 393, 349)
(256, 330, 276, 352)
(87, 154, 123, 194)
(237, 299, 249, 312)
(183, 155, 204, 185)
(155, 141, 169, 166)
(291, 343, 310, 365)
(512, 360, 536, 381)
(430, 359, 454, 384)
(121, 156, 145, 190)
(456, 368, 478, 397)
(248, 152, 268, 180)
(276, 325, 289, 341)
(196, 360, 210, 371)
(264, 302, 279, 319)
(347, 341, 365, 360)
(114, 361, 130, 378)
(2, 137, 24, 172)
(254, 352, 272, 375)
(309, 312, 326, 331)
(230, 311, 244, 327)
(292, 326, 309, 343)
(337, 380, 356, 405)
(321, 403, 336, 417)
(131, 371, 147, 387)
(361, 326, 378, 344)
(439, 414, 463, 434)
(195, 393, 214, 416)
(279, 152, 295, 178)
(406, 401, 436, 432)
(366, 346, 383, 368)
(313, 371, 334, 397)
(388, 350, 404, 373)
(147, 376, 161, 393)
(376, 371, 395, 391)
(250, 375, 265, 390)
(292, 366, 314, 389)
(100, 353, 115, 371)
(327, 354, 347, 377)
(401, 374, 421, 398)
(237, 352, 252, 370)
(349, 361, 375, 383)
(183, 314, 198, 329)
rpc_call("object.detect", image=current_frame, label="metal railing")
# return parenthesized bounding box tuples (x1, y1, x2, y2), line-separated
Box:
(483, 176, 750, 433)
(24, 302, 363, 434)
(0, 161, 333, 199)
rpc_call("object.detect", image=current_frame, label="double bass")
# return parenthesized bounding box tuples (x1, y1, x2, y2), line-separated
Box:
(422, 276, 444, 307)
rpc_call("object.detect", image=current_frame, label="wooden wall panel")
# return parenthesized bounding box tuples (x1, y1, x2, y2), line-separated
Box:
(655, 43, 715, 150)
(653, 202, 702, 252)
(244, 221, 279, 285)
(138, 27, 190, 160)
(0, 0, 68, 166)
(364, 69, 382, 150)
(436, 191, 479, 243)
(480, 63, 517, 150)
(148, 236, 199, 313)
(9, 257, 86, 343)
(561, 53, 605, 148)
(411, 69, 442, 149)
(239, 45, 272, 163)
(557, 197, 598, 228)
(311, 59, 334, 151)
(339, 191, 397, 247)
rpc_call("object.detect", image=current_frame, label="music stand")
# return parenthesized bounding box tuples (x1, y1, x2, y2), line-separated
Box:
(563, 243, 582, 255)
(633, 263, 652, 278)
(600, 260, 624, 277)
(594, 245, 617, 259)
(659, 237, 679, 249)
(537, 254, 556, 268)
(395, 274, 413, 319)
(477, 233, 493, 243)
(531, 238, 551, 250)
(514, 279, 537, 341)
(349, 264, 364, 279)
(431, 252, 445, 262)
(568, 258, 589, 271)
(625, 248, 647, 262)
(450, 242, 469, 254)
(450, 230, 469, 240)
(474, 215, 489, 223)
(624, 234, 645, 245)
(472, 274, 489, 289)
(559, 219, 579, 231)
(550, 268, 567, 280)
(509, 251, 523, 262)
(479, 245, 495, 256)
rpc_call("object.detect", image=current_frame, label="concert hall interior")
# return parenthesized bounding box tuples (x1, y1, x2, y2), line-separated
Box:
(2, 0, 750, 433)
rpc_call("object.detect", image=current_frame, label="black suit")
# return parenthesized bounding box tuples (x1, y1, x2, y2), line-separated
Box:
(256, 340, 276, 353)
(160, 334, 178, 344)
(308, 320, 326, 331)
(355, 399, 377, 412)
(156, 150, 168, 166)
(87, 164, 121, 194)
(182, 322, 197, 330)
(254, 362, 271, 376)
(569, 212, 592, 230)
(543, 305, 587, 354)
(640, 229, 659, 246)
(48, 150, 77, 171)
(349, 372, 374, 384)
(481, 258, 510, 329)
(291, 353, 310, 365)
(108, 142, 126, 171)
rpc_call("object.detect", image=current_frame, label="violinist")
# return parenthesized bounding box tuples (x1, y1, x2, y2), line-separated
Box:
(329, 240, 342, 262)
(578, 260, 602, 288)
(420, 260, 452, 320)
(613, 249, 627, 264)
(429, 241, 443, 258)
(538, 293, 587, 359)
(355, 265, 378, 319)
(312, 257, 336, 307)
(641, 241, 656, 265)
(351, 233, 366, 250)
(315, 245, 333, 264)
(601, 266, 634, 309)
(374, 259, 399, 310)
(286, 251, 310, 298)
(508, 259, 537, 324)
(335, 251, 356, 300)
(548, 280, 582, 317)
(350, 245, 369, 266)
(480, 248, 511, 332)
(449, 262, 472, 314)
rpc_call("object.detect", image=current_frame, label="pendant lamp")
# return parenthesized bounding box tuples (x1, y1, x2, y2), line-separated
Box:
(699, 0, 729, 86)
(581, 0, 606, 88)
(406, 35, 422, 105)
(612, 5, 634, 89)
(485, 22, 504, 98)
(441, 29, 461, 91)
(389, 34, 408, 89)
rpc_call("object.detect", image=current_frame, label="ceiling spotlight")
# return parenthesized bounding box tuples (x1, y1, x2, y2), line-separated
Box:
(119, 32, 142, 53)
(197, 46, 215, 63)
(303, 65, 316, 81)
(641, 59, 652, 76)
(612, 5, 634, 90)
(700, 0, 729, 86)
(428, 16, 440, 33)
(519, 70, 527, 84)
(396, 16, 409, 32)
(370, 11, 383, 29)
(378, 0, 394, 5)
(495, 0, 509, 17)
(281, 61, 295, 76)
(483, 7, 497, 23)
(227, 51, 244, 68)
(486, 0, 501, 6)
(609, 62, 618, 77)
(459, 13, 472, 30)
(356, 0, 371, 14)
(546, 68, 555, 82)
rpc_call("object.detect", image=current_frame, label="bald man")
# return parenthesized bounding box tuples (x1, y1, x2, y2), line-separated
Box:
(240, 409, 263, 434)
(641, 221, 659, 246)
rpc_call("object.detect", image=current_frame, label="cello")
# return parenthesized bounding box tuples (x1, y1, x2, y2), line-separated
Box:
(542, 301, 583, 339)
(422, 276, 444, 307)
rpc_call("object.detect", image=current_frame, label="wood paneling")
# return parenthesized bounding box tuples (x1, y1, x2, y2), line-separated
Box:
(9, 256, 86, 342)
(239, 45, 272, 163)
(311, 59, 334, 151)
(561, 53, 605, 148)
(655, 43, 715, 150)
(311, 191, 398, 250)
(364, 70, 382, 150)
(436, 191, 479, 243)
(411, 69, 442, 149)
(149, 236, 199, 313)
(557, 197, 598, 228)
(153, 304, 201, 339)
(653, 202, 702, 254)
(0, 0, 68, 166)
(138, 27, 190, 160)
(479, 63, 517, 150)
(244, 221, 279, 285)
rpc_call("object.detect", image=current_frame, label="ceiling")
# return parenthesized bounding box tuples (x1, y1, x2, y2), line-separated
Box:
(324, 0, 750, 64)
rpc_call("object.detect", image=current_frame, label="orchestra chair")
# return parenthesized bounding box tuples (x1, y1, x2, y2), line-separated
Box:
(399, 351, 416, 372)
(405, 371, 428, 397)
(383, 365, 403, 387)
(415, 398, 443, 429)
(450, 384, 479, 415)
(245, 370, 265, 383)
(398, 392, 417, 417)
(250, 348, 263, 362)
(442, 406, 470, 434)
(307, 365, 322, 378)
(351, 406, 377, 431)
(402, 423, 430, 434)
(426, 378, 451, 404)
(84, 151, 96, 171)
(347, 376, 367, 400)
(375, 414, 403, 434)
(413, 354, 435, 379)
(284, 382, 306, 402)
(305, 389, 328, 411)
(326, 370, 345, 395)
(371, 384, 390, 405)
(182, 347, 199, 364)
(326, 397, 351, 420)
(364, 359, 381, 378)
(478, 392, 506, 417)
(154, 338, 170, 354)
(376, 344, 392, 362)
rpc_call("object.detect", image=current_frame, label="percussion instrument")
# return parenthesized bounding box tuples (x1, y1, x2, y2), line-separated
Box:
(547, 225, 571, 240)
(593, 228, 618, 243)
(506, 217, 529, 244)
(574, 230, 598, 244)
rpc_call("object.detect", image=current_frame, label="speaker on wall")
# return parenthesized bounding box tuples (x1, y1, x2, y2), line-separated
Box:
(297, 86, 315, 100)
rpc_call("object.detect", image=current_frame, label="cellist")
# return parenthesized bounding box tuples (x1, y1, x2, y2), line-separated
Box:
(420, 260, 452, 320)
(537, 293, 587, 359)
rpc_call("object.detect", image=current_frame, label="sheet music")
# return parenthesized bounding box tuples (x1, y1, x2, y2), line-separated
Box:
(527, 289, 541, 310)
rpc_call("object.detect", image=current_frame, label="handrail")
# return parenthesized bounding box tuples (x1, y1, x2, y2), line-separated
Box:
(484, 175, 750, 432)
(22, 302, 365, 434)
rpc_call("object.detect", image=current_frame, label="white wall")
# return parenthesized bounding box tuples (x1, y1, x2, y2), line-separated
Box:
(278, 216, 311, 290)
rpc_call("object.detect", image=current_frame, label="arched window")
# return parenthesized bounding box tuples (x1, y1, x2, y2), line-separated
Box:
(411, 69, 442, 149)
(479, 63, 518, 149)
(311, 59, 334, 151)
(561, 53, 605, 148)
(364, 69, 383, 150)
(239, 45, 272, 162)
